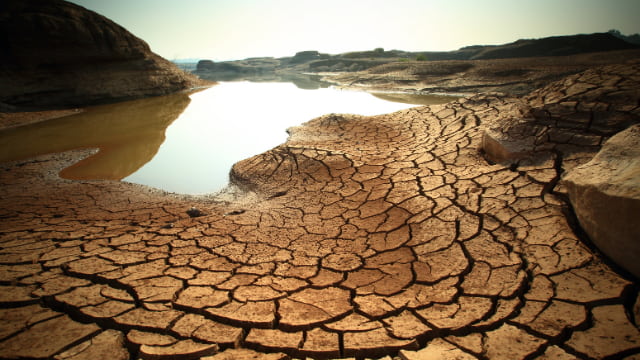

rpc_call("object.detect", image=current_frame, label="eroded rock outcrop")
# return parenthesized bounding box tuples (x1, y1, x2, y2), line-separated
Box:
(562, 124, 640, 277)
(481, 61, 640, 278)
(481, 61, 640, 167)
(0, 0, 202, 108)
(328, 49, 640, 96)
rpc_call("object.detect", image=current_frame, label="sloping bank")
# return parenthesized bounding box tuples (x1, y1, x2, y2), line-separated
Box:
(0, 0, 205, 111)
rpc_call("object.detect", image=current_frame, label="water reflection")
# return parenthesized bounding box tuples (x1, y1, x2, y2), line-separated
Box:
(372, 92, 460, 106)
(196, 72, 333, 90)
(125, 82, 455, 194)
(0, 93, 190, 180)
(1, 82, 457, 195)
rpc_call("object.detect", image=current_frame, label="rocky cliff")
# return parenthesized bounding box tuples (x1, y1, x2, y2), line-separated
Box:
(0, 0, 203, 109)
(479, 61, 640, 278)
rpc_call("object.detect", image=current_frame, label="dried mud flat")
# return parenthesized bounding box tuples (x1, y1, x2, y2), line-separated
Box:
(1, 61, 640, 360)
(327, 49, 640, 96)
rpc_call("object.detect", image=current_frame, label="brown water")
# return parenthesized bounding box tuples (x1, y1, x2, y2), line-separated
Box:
(0, 93, 190, 180)
(372, 92, 459, 106)
(0, 82, 456, 194)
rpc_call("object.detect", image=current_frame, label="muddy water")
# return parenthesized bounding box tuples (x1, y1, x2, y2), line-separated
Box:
(0, 82, 456, 194)
(0, 93, 190, 180)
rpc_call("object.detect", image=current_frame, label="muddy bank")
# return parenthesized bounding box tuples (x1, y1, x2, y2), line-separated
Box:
(323, 49, 640, 96)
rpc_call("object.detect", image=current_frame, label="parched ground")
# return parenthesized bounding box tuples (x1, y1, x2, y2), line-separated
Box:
(327, 49, 640, 96)
(1, 61, 639, 360)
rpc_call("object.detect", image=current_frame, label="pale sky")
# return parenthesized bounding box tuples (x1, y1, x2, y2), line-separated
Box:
(67, 0, 640, 61)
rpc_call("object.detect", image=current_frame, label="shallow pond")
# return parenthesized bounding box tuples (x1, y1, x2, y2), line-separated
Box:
(0, 82, 457, 194)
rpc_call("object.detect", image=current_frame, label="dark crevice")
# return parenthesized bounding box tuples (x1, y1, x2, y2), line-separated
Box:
(60, 268, 141, 308)
(540, 149, 563, 196)
(556, 182, 640, 284)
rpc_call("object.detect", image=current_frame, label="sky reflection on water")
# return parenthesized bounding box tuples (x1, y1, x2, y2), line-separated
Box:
(0, 93, 190, 180)
(125, 82, 443, 194)
(1, 81, 456, 195)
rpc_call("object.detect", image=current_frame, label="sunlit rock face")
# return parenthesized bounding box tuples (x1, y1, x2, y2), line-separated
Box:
(562, 124, 640, 278)
(0, 0, 202, 109)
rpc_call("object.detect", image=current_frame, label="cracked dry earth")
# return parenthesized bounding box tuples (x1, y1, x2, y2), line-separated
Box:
(1, 62, 640, 360)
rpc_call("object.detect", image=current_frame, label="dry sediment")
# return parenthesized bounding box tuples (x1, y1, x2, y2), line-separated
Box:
(326, 49, 640, 96)
(0, 62, 639, 359)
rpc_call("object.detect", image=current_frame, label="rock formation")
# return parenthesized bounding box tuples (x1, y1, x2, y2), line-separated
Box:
(481, 61, 640, 277)
(289, 50, 324, 64)
(481, 61, 640, 165)
(562, 124, 640, 278)
(0, 0, 203, 109)
(194, 33, 640, 95)
(328, 49, 640, 95)
(1, 60, 639, 359)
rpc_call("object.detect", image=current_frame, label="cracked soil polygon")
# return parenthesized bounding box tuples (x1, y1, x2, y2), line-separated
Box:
(1, 61, 640, 359)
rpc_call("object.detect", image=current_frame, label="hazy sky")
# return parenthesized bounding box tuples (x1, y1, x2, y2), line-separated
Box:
(68, 0, 640, 61)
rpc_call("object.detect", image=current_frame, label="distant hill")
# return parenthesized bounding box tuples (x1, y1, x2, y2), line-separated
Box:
(418, 32, 640, 61)
(195, 32, 640, 81)
(608, 29, 640, 46)
(466, 33, 639, 60)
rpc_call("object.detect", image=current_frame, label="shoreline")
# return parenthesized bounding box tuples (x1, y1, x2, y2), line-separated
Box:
(0, 83, 444, 198)
(318, 49, 640, 96)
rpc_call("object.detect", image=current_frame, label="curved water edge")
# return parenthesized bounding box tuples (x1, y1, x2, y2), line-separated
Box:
(370, 91, 460, 106)
(124, 82, 458, 195)
(0, 82, 458, 195)
(0, 93, 191, 180)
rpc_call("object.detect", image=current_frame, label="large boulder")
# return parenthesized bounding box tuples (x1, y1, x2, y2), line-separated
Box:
(562, 124, 640, 278)
(0, 0, 203, 109)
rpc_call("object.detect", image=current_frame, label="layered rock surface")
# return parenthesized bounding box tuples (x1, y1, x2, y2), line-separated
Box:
(1, 62, 639, 359)
(0, 0, 203, 109)
(562, 124, 640, 278)
(327, 49, 640, 95)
